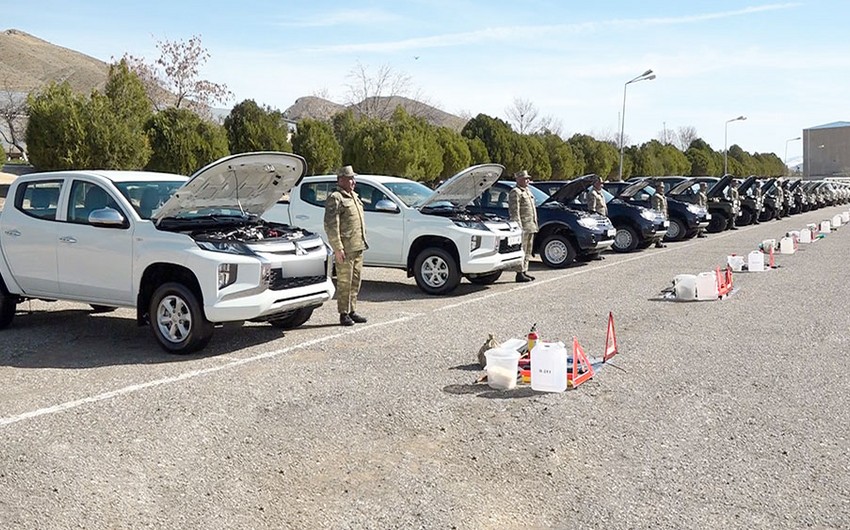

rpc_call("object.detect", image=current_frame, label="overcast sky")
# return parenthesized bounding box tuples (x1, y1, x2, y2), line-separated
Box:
(5, 0, 850, 164)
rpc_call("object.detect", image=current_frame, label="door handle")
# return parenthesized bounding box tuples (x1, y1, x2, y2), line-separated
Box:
(4, 229, 21, 237)
(295, 215, 308, 220)
(59, 236, 77, 244)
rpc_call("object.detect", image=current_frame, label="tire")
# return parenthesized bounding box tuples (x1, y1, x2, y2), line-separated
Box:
(758, 206, 774, 223)
(90, 304, 116, 313)
(612, 226, 639, 253)
(268, 307, 315, 329)
(737, 208, 753, 226)
(413, 247, 460, 295)
(467, 271, 502, 285)
(707, 213, 727, 233)
(149, 282, 213, 354)
(664, 218, 686, 242)
(0, 290, 16, 330)
(540, 234, 576, 268)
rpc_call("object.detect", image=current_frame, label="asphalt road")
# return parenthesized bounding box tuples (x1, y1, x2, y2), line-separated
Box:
(1, 206, 849, 529)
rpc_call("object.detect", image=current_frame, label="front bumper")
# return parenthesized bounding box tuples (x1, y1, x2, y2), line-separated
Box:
(205, 278, 335, 322)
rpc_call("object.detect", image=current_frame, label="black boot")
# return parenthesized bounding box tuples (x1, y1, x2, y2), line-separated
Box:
(515, 272, 531, 283)
(349, 312, 367, 323)
(340, 313, 355, 326)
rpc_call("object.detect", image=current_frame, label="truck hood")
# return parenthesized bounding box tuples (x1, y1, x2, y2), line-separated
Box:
(707, 175, 732, 198)
(737, 176, 757, 194)
(418, 163, 505, 208)
(617, 178, 654, 198)
(542, 175, 596, 205)
(152, 152, 306, 222)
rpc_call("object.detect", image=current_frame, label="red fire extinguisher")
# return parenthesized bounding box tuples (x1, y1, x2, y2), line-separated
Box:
(527, 323, 538, 354)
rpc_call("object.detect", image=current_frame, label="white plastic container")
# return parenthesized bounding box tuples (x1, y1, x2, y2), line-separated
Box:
(484, 347, 521, 390)
(779, 236, 796, 254)
(727, 255, 745, 272)
(820, 220, 831, 233)
(799, 228, 812, 243)
(842, 212, 850, 224)
(530, 341, 568, 393)
(695, 271, 718, 300)
(748, 250, 765, 272)
(832, 214, 842, 228)
(673, 274, 697, 301)
(762, 239, 776, 252)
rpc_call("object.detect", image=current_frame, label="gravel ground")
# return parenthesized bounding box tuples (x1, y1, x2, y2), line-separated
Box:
(0, 206, 849, 529)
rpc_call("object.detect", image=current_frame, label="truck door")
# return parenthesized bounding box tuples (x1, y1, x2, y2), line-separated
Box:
(56, 180, 134, 304)
(0, 179, 63, 295)
(354, 182, 403, 266)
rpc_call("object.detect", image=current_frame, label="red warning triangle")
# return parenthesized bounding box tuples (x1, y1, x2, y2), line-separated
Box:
(569, 337, 594, 389)
(769, 246, 776, 269)
(603, 311, 619, 362)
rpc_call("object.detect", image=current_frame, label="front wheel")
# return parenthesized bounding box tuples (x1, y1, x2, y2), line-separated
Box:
(467, 271, 502, 285)
(149, 282, 213, 354)
(413, 247, 460, 295)
(707, 213, 727, 233)
(0, 290, 17, 329)
(664, 218, 687, 242)
(737, 208, 753, 226)
(612, 226, 639, 253)
(540, 234, 576, 268)
(269, 307, 315, 329)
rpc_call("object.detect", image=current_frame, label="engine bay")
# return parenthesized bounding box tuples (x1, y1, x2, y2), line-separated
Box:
(190, 221, 309, 242)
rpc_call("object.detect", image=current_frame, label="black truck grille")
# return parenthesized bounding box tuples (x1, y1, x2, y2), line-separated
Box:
(499, 240, 521, 254)
(268, 269, 326, 291)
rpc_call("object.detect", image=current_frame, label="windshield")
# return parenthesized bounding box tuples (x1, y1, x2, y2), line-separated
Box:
(526, 184, 551, 206)
(114, 180, 185, 220)
(384, 180, 436, 208)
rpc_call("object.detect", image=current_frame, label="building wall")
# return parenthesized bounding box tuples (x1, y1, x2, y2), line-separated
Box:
(804, 125, 850, 179)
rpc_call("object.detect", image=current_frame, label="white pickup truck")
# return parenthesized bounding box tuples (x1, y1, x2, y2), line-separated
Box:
(265, 164, 525, 295)
(0, 152, 335, 354)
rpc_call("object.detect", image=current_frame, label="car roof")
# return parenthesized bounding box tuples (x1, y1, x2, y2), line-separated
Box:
(17, 170, 187, 183)
(300, 174, 415, 184)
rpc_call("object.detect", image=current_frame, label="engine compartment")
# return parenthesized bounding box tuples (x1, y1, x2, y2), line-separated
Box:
(190, 221, 310, 242)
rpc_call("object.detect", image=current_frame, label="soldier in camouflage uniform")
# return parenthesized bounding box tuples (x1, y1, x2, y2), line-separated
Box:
(696, 181, 708, 238)
(650, 179, 668, 247)
(508, 170, 538, 282)
(324, 165, 369, 326)
(587, 176, 608, 216)
(729, 179, 741, 230)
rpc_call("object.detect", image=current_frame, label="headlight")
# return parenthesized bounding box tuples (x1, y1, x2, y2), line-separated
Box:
(453, 219, 488, 231)
(686, 204, 701, 214)
(218, 263, 238, 289)
(470, 235, 482, 252)
(640, 209, 657, 221)
(197, 240, 254, 255)
(577, 217, 597, 229)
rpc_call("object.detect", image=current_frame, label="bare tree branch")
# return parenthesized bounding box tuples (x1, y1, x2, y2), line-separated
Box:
(505, 97, 539, 134)
(676, 125, 699, 151)
(0, 80, 29, 160)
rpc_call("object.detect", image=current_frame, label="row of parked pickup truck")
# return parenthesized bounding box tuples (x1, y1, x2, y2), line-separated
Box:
(0, 151, 844, 354)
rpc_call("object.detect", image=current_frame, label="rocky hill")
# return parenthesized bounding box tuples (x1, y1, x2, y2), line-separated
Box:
(0, 28, 468, 132)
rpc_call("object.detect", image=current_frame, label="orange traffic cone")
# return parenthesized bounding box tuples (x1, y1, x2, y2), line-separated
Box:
(568, 337, 594, 389)
(603, 312, 619, 362)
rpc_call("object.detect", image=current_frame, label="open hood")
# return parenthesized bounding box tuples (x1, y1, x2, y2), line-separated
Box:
(707, 175, 732, 198)
(617, 178, 654, 198)
(543, 175, 597, 205)
(737, 176, 758, 194)
(152, 152, 306, 222)
(668, 178, 698, 196)
(419, 163, 504, 208)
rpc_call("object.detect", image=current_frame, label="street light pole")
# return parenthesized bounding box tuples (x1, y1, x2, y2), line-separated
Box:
(784, 136, 801, 176)
(618, 69, 656, 180)
(723, 115, 747, 175)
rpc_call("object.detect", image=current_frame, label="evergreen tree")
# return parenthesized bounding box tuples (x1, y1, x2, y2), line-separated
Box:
(145, 107, 229, 174)
(224, 99, 291, 154)
(291, 118, 342, 175)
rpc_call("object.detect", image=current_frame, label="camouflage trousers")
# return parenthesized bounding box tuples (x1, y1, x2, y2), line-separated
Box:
(336, 250, 364, 314)
(516, 232, 535, 273)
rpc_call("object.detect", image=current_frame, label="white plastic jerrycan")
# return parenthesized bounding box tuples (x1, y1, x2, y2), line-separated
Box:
(530, 341, 568, 392)
(832, 214, 842, 228)
(820, 220, 831, 233)
(484, 347, 521, 390)
(673, 274, 697, 301)
(695, 271, 718, 300)
(727, 254, 745, 272)
(842, 212, 850, 224)
(780, 236, 796, 255)
(799, 228, 812, 243)
(748, 250, 765, 272)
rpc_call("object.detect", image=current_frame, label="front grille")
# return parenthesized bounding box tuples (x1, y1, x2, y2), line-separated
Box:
(268, 269, 326, 291)
(499, 240, 521, 254)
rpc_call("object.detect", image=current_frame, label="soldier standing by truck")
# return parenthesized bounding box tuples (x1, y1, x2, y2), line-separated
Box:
(651, 179, 668, 247)
(508, 170, 538, 283)
(587, 176, 608, 216)
(696, 181, 709, 238)
(324, 165, 369, 326)
(729, 179, 741, 230)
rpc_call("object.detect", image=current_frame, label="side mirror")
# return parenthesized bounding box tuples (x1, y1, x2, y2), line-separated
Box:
(374, 199, 399, 213)
(89, 207, 127, 228)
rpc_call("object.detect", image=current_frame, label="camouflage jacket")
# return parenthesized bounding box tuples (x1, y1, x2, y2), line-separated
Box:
(324, 187, 368, 253)
(508, 186, 538, 232)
